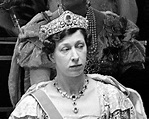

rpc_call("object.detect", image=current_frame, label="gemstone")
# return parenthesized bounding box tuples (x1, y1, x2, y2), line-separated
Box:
(71, 94, 77, 101)
(72, 101, 77, 105)
(73, 107, 79, 114)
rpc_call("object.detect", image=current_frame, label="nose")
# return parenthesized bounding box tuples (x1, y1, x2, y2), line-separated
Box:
(71, 48, 79, 62)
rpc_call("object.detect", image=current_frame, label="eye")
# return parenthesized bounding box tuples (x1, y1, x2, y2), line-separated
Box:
(61, 46, 70, 52)
(77, 43, 84, 49)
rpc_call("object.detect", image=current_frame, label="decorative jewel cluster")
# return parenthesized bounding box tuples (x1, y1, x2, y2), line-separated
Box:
(53, 78, 89, 114)
(53, 79, 89, 101)
(39, 11, 88, 42)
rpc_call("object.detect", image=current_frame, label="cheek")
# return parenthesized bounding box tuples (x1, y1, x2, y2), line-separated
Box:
(84, 47, 87, 57)
(55, 54, 68, 67)
(81, 50, 87, 62)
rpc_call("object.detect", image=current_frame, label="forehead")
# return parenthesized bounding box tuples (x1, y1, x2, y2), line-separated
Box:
(58, 30, 85, 45)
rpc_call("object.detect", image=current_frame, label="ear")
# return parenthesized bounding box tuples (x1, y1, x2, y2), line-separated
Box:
(48, 54, 55, 63)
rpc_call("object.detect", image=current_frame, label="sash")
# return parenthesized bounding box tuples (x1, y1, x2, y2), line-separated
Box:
(31, 89, 63, 119)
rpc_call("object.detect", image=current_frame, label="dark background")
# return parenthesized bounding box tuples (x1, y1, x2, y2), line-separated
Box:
(120, 0, 149, 116)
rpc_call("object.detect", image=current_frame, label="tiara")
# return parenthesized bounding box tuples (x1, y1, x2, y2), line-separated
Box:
(39, 11, 88, 41)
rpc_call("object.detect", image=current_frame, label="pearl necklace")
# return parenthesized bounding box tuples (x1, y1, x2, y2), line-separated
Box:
(86, 7, 98, 55)
(53, 79, 89, 114)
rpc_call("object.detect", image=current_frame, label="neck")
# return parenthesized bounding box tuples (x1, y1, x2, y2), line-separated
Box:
(55, 73, 86, 95)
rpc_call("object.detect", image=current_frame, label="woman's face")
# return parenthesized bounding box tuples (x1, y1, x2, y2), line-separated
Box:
(52, 30, 87, 77)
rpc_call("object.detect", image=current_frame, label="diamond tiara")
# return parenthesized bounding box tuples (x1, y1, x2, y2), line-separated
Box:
(39, 11, 88, 40)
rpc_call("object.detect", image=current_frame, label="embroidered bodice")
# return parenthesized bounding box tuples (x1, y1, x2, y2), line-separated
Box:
(9, 75, 136, 119)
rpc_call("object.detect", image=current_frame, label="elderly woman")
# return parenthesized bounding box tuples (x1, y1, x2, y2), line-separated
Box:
(8, 0, 145, 108)
(8, 10, 146, 119)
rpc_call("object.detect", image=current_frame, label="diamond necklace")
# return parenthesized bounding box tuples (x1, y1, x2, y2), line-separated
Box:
(53, 78, 89, 114)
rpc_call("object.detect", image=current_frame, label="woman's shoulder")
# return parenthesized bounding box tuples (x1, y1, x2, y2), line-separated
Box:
(88, 74, 122, 92)
(87, 74, 128, 95)
(10, 81, 52, 118)
(88, 74, 147, 118)
(10, 95, 39, 118)
(19, 81, 51, 100)
(88, 74, 136, 116)
(87, 74, 127, 91)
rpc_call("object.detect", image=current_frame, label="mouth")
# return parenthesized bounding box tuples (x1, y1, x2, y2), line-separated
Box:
(69, 64, 83, 70)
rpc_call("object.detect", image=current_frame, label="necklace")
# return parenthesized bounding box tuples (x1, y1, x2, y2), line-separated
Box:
(86, 7, 98, 55)
(53, 78, 89, 114)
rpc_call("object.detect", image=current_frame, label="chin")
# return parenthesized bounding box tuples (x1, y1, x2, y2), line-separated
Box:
(68, 70, 84, 77)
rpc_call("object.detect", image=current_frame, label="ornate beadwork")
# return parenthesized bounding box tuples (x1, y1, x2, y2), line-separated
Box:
(86, 7, 98, 55)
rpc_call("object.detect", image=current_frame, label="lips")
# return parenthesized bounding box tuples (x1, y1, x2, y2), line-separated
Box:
(69, 64, 84, 73)
(70, 64, 82, 68)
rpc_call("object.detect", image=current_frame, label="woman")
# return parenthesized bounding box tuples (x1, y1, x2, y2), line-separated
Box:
(8, 10, 146, 119)
(8, 0, 145, 107)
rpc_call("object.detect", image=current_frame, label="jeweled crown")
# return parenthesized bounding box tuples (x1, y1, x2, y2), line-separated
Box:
(39, 11, 88, 40)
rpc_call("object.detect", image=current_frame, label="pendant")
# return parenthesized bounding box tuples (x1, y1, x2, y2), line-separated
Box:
(72, 101, 77, 106)
(73, 107, 79, 114)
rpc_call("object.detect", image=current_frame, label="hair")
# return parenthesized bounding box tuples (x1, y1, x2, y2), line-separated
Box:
(42, 28, 92, 55)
